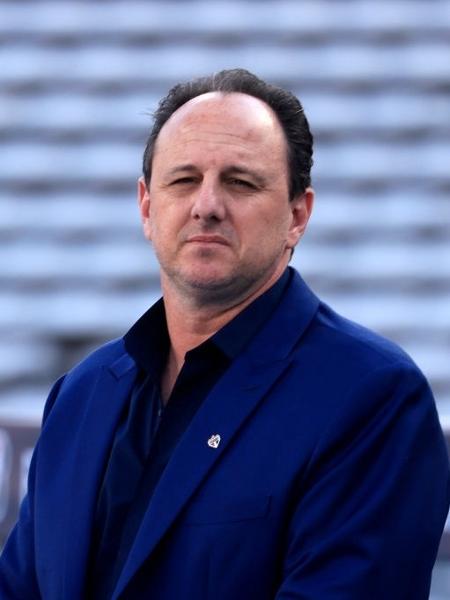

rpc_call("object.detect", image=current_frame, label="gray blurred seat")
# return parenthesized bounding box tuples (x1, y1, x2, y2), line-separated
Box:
(0, 0, 449, 428)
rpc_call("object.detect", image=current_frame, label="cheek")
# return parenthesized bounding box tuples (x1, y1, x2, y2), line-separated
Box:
(148, 208, 184, 247)
(249, 211, 290, 245)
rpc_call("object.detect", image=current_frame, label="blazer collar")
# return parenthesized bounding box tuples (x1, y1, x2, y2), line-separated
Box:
(113, 269, 320, 599)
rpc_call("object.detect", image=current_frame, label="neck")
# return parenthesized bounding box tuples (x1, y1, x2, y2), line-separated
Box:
(162, 263, 288, 369)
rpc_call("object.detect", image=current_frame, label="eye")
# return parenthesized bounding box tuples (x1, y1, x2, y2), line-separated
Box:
(228, 178, 256, 189)
(171, 176, 196, 185)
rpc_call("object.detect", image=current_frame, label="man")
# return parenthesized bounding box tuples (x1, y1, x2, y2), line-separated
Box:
(0, 69, 449, 599)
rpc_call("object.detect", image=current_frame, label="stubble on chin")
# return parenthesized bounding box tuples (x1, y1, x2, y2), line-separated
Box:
(162, 258, 282, 311)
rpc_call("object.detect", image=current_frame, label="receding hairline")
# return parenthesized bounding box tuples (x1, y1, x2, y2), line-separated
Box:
(151, 90, 289, 168)
(155, 90, 282, 138)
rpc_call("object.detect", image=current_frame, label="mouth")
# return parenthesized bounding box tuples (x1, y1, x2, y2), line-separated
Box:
(186, 235, 230, 246)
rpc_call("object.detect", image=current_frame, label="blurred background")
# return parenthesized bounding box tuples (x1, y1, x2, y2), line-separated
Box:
(0, 0, 449, 596)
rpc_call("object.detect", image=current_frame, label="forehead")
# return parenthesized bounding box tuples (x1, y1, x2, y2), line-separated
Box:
(154, 92, 287, 159)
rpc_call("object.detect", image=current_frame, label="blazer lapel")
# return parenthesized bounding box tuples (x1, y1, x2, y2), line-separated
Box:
(113, 271, 319, 599)
(61, 352, 137, 599)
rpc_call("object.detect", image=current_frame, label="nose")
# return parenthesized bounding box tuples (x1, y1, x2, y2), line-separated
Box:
(190, 180, 226, 222)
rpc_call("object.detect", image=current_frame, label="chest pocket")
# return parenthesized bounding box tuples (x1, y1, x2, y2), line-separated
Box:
(182, 494, 271, 525)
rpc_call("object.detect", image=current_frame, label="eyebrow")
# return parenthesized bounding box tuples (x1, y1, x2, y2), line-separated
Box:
(166, 164, 198, 177)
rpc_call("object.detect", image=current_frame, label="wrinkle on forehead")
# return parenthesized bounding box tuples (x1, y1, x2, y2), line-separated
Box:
(166, 131, 264, 153)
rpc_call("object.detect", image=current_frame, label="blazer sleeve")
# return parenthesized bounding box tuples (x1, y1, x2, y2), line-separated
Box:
(274, 361, 450, 600)
(0, 375, 65, 600)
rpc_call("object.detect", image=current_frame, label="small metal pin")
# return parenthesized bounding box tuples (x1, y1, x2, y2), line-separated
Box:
(207, 434, 221, 449)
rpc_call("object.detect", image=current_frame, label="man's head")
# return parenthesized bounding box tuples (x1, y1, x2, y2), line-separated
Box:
(138, 69, 314, 308)
(142, 68, 313, 201)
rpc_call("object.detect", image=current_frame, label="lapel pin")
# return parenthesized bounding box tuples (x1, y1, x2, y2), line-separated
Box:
(207, 434, 221, 449)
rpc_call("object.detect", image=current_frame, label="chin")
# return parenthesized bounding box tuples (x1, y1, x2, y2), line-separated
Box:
(183, 271, 232, 290)
(172, 265, 240, 300)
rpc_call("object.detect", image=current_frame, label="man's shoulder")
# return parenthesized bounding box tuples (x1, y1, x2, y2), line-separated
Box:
(309, 299, 421, 378)
(61, 336, 135, 388)
(39, 336, 135, 424)
(285, 270, 418, 374)
(284, 293, 437, 447)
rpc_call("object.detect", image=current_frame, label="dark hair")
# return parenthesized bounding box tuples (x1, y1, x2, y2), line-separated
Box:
(142, 68, 313, 199)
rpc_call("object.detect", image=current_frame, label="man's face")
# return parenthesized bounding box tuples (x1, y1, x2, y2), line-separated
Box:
(138, 92, 313, 306)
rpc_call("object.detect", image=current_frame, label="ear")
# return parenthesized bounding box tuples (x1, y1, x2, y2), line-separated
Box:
(137, 176, 152, 240)
(286, 187, 314, 250)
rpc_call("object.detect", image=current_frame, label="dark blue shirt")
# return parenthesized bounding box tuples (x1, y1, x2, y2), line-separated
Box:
(86, 269, 290, 599)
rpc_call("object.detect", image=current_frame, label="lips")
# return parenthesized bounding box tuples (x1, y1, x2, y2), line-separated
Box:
(186, 235, 230, 245)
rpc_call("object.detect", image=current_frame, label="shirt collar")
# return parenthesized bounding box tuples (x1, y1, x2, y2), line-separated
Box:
(124, 297, 169, 377)
(209, 267, 291, 360)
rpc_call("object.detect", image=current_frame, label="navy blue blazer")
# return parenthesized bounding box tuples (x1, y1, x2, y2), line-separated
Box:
(1, 270, 449, 599)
